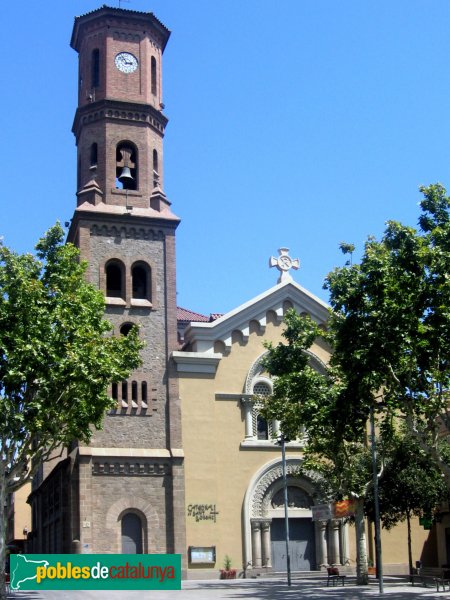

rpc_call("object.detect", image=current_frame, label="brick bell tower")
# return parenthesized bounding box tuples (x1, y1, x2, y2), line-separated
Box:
(65, 6, 185, 558)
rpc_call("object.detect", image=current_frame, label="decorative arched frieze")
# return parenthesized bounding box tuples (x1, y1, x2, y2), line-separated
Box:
(90, 223, 164, 241)
(248, 458, 314, 518)
(245, 352, 269, 394)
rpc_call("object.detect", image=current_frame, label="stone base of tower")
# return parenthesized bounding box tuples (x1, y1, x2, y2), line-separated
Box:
(28, 446, 186, 570)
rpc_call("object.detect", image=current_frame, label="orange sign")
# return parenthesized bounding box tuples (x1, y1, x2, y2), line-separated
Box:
(333, 499, 356, 518)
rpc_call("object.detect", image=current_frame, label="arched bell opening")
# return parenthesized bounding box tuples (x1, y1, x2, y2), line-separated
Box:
(115, 142, 138, 190)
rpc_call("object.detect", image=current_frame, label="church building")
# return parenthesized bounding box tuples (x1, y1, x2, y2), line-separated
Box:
(24, 5, 447, 578)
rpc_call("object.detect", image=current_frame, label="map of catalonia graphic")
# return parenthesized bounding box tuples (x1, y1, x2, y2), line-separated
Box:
(11, 555, 49, 590)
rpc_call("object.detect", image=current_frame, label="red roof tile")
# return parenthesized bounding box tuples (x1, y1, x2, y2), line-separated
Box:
(177, 307, 209, 323)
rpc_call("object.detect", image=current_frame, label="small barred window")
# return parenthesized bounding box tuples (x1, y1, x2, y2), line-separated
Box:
(253, 381, 271, 396)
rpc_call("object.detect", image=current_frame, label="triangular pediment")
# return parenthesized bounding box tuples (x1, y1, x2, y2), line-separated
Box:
(183, 280, 329, 354)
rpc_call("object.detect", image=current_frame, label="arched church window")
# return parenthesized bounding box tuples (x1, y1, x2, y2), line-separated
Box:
(251, 379, 273, 440)
(105, 260, 124, 298)
(120, 323, 134, 336)
(90, 143, 98, 167)
(116, 142, 137, 191)
(141, 382, 148, 405)
(111, 383, 118, 400)
(256, 414, 268, 440)
(132, 381, 138, 403)
(121, 513, 143, 554)
(151, 56, 157, 95)
(121, 381, 128, 403)
(153, 149, 159, 187)
(132, 262, 151, 301)
(92, 49, 100, 88)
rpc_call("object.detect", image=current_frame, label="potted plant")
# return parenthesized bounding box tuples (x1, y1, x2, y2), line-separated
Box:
(368, 558, 376, 575)
(220, 555, 237, 579)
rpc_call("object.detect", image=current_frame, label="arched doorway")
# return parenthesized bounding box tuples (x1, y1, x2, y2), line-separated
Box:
(121, 512, 143, 553)
(270, 486, 316, 571)
(244, 458, 348, 571)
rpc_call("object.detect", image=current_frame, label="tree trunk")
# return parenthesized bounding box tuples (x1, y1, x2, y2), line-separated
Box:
(0, 458, 7, 600)
(354, 497, 369, 585)
(406, 510, 413, 579)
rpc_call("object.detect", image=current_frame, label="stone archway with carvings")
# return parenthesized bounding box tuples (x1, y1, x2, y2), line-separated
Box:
(243, 458, 348, 571)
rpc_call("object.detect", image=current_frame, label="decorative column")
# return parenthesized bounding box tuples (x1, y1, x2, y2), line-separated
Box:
(272, 419, 280, 437)
(339, 520, 347, 565)
(251, 519, 262, 567)
(330, 520, 341, 564)
(241, 398, 254, 439)
(261, 520, 272, 568)
(316, 520, 328, 567)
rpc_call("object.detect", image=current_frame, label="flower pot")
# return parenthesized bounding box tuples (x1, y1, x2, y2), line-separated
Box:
(220, 569, 237, 579)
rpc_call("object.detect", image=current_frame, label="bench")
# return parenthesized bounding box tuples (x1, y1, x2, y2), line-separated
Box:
(327, 566, 346, 586)
(411, 567, 450, 592)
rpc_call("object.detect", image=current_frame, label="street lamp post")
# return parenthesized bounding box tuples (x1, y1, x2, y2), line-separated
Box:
(370, 403, 384, 594)
(278, 434, 292, 587)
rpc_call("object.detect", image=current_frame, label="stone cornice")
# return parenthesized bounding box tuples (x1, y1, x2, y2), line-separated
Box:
(172, 351, 221, 374)
(72, 99, 168, 141)
(215, 393, 252, 401)
(67, 205, 180, 245)
(76, 447, 177, 458)
(71, 7, 170, 53)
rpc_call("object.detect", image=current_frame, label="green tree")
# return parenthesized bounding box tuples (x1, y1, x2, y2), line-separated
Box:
(0, 224, 143, 598)
(261, 311, 373, 584)
(365, 432, 448, 576)
(325, 184, 450, 484)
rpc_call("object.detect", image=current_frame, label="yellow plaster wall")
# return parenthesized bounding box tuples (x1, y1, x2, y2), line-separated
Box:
(13, 483, 31, 541)
(181, 317, 322, 572)
(181, 313, 433, 575)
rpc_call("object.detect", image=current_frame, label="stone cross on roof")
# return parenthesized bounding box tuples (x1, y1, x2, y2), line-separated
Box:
(269, 247, 300, 283)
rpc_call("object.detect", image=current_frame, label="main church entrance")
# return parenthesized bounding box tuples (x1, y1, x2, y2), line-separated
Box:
(244, 458, 348, 571)
(271, 518, 316, 571)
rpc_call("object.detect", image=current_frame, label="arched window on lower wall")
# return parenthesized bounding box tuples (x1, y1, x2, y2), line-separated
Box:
(121, 512, 143, 554)
(106, 260, 125, 299)
(132, 261, 151, 301)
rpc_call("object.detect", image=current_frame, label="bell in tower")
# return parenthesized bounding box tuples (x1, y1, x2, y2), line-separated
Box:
(116, 144, 136, 191)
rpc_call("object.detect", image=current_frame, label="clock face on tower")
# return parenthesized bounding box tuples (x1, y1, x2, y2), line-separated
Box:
(115, 52, 138, 73)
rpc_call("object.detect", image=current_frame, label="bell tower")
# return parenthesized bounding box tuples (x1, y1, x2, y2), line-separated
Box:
(65, 6, 185, 560)
(70, 6, 170, 209)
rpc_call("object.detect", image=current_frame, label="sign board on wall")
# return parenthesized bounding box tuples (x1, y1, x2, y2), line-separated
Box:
(188, 547, 216, 565)
(311, 504, 332, 521)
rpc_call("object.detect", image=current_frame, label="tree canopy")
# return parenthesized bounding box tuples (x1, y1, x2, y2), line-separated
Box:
(0, 223, 143, 495)
(261, 184, 450, 583)
(365, 431, 448, 574)
(325, 184, 450, 483)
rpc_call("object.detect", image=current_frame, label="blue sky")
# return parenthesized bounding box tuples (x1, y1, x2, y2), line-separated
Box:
(2, 1, 450, 315)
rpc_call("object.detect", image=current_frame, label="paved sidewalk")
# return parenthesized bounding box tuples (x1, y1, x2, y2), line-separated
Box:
(8, 576, 450, 600)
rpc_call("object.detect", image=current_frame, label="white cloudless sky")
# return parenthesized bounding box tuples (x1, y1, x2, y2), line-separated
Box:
(2, 1, 450, 315)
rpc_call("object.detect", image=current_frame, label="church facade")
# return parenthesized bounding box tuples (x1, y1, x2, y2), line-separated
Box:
(175, 274, 436, 578)
(24, 5, 448, 578)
